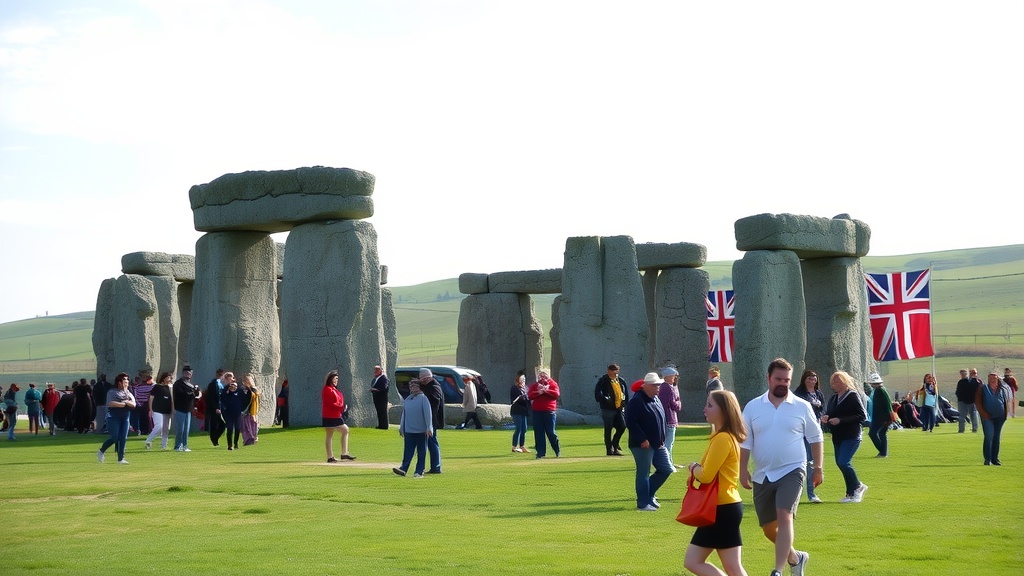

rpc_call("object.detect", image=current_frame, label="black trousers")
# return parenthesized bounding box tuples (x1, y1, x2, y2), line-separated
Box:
(372, 393, 389, 429)
(207, 411, 225, 445)
(601, 408, 626, 451)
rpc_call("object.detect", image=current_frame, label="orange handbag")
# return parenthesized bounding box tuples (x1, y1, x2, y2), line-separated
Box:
(676, 472, 719, 527)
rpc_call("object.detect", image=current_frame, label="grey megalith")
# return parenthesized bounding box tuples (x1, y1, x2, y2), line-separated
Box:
(457, 293, 544, 391)
(189, 232, 281, 426)
(654, 267, 712, 422)
(147, 275, 181, 376)
(487, 269, 563, 294)
(112, 274, 160, 375)
(121, 252, 196, 281)
(558, 236, 649, 414)
(459, 273, 489, 295)
(548, 296, 564, 387)
(636, 242, 707, 270)
(92, 278, 115, 379)
(642, 270, 658, 367)
(732, 250, 806, 404)
(189, 166, 375, 233)
(176, 281, 192, 373)
(382, 287, 399, 404)
(735, 213, 870, 258)
(802, 257, 877, 386)
(280, 220, 386, 428)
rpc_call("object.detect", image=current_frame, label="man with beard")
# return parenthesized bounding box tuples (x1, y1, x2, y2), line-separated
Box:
(739, 358, 823, 576)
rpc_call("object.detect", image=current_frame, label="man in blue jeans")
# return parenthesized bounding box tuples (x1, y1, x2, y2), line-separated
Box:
(867, 373, 893, 457)
(625, 372, 674, 511)
(171, 366, 201, 452)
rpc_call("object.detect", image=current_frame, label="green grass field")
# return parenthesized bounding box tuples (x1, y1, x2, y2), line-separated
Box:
(2, 418, 1020, 575)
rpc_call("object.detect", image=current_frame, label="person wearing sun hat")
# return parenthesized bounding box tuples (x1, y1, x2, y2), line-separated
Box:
(625, 372, 674, 511)
(865, 372, 893, 458)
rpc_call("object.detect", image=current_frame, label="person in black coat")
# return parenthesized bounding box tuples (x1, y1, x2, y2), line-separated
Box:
(417, 369, 444, 474)
(370, 365, 390, 430)
(220, 373, 243, 450)
(205, 369, 226, 446)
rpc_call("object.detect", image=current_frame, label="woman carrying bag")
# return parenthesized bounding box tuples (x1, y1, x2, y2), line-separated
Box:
(682, 389, 749, 576)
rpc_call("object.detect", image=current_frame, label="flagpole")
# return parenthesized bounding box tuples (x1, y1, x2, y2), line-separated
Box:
(929, 264, 936, 384)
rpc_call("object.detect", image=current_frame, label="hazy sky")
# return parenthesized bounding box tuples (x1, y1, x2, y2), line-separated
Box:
(1, 1, 1021, 325)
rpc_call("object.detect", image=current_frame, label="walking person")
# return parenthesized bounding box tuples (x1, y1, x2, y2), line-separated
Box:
(625, 372, 674, 511)
(594, 364, 628, 456)
(458, 373, 482, 429)
(509, 371, 531, 453)
(658, 366, 682, 468)
(240, 374, 260, 446)
(221, 373, 244, 451)
(866, 373, 893, 457)
(370, 365, 390, 430)
(792, 370, 824, 503)
(977, 370, 1011, 465)
(3, 384, 19, 440)
(528, 369, 561, 459)
(205, 369, 226, 447)
(683, 390, 750, 576)
(144, 371, 174, 450)
(393, 380, 433, 477)
(955, 369, 982, 433)
(322, 370, 355, 463)
(416, 369, 445, 474)
(275, 379, 289, 427)
(97, 373, 136, 464)
(821, 371, 868, 503)
(171, 366, 200, 452)
(739, 358, 821, 576)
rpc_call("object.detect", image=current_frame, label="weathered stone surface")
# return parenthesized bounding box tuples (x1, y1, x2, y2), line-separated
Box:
(176, 281, 193, 370)
(121, 252, 196, 281)
(487, 269, 562, 294)
(548, 296, 564, 387)
(557, 236, 649, 414)
(732, 250, 807, 404)
(381, 287, 399, 403)
(189, 232, 281, 425)
(380, 265, 389, 286)
(280, 220, 386, 427)
(275, 242, 286, 279)
(802, 257, 877, 385)
(653, 267, 711, 421)
(636, 242, 707, 270)
(459, 273, 489, 295)
(190, 166, 375, 233)
(112, 274, 160, 375)
(93, 278, 116, 379)
(642, 270, 658, 367)
(456, 293, 543, 390)
(735, 213, 871, 258)
(147, 276, 180, 375)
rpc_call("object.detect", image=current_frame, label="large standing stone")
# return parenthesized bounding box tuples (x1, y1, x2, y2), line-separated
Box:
(93, 278, 116, 379)
(654, 267, 711, 421)
(548, 296, 564, 387)
(189, 167, 375, 233)
(177, 282, 193, 367)
(280, 220, 385, 427)
(457, 293, 543, 390)
(147, 275, 181, 375)
(189, 232, 280, 425)
(734, 213, 870, 258)
(381, 287, 399, 403)
(732, 250, 806, 404)
(642, 270, 659, 368)
(112, 274, 160, 375)
(557, 236, 649, 413)
(802, 257, 877, 385)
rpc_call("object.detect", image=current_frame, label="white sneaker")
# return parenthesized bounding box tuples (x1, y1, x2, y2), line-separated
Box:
(117, 459, 129, 465)
(651, 497, 660, 509)
(413, 473, 424, 478)
(145, 442, 152, 450)
(839, 496, 856, 503)
(637, 505, 658, 511)
(853, 483, 868, 502)
(808, 495, 823, 504)
(182, 448, 192, 452)
(97, 450, 105, 463)
(790, 550, 809, 576)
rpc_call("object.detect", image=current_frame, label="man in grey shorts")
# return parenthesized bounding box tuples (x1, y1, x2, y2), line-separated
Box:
(740, 358, 824, 576)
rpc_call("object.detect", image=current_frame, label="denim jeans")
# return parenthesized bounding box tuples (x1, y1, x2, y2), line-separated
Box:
(101, 414, 130, 461)
(173, 410, 192, 450)
(400, 432, 427, 474)
(629, 445, 674, 508)
(532, 411, 560, 458)
(958, 402, 979, 432)
(512, 413, 528, 447)
(803, 439, 818, 499)
(833, 437, 862, 496)
(663, 423, 677, 467)
(920, 405, 935, 431)
(427, 429, 442, 472)
(868, 419, 888, 456)
(982, 417, 1006, 463)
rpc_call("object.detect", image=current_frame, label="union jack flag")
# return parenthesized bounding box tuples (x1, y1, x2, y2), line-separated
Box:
(706, 290, 735, 363)
(865, 269, 933, 361)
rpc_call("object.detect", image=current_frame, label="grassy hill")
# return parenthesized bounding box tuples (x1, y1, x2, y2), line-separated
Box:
(3, 245, 1023, 394)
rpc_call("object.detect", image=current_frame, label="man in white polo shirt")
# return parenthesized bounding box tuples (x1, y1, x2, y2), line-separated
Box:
(740, 357, 824, 576)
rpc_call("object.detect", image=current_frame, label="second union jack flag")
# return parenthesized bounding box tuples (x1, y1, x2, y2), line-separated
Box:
(865, 269, 934, 361)
(706, 290, 735, 363)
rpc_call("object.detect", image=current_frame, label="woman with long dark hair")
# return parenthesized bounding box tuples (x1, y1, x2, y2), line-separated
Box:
(793, 370, 824, 503)
(322, 371, 355, 463)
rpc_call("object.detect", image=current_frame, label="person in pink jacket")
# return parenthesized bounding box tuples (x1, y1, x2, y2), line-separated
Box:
(528, 369, 560, 458)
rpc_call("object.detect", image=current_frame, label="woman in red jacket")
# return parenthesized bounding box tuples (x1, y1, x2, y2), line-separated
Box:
(322, 371, 355, 463)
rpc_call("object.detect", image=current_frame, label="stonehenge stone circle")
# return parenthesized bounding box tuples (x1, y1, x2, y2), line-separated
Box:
(189, 166, 375, 233)
(653, 266, 711, 421)
(456, 292, 544, 393)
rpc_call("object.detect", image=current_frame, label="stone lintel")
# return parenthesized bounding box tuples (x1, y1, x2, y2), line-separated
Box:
(636, 242, 707, 270)
(121, 252, 196, 281)
(488, 269, 562, 294)
(734, 213, 871, 258)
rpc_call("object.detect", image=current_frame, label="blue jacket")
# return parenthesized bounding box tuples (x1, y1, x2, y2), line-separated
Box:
(625, 391, 666, 448)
